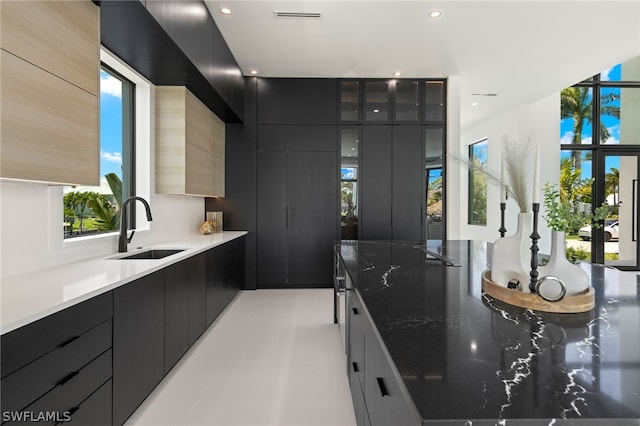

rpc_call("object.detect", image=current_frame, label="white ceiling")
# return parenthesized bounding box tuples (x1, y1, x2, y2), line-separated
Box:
(204, 0, 640, 130)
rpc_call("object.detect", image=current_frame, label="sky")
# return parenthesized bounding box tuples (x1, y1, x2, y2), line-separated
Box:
(100, 69, 123, 181)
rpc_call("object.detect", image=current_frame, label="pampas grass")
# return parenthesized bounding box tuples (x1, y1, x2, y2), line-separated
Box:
(502, 136, 532, 213)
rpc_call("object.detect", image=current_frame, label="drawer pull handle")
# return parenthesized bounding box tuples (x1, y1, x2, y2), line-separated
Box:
(352, 307, 359, 315)
(57, 371, 79, 386)
(58, 336, 80, 348)
(376, 377, 389, 397)
(352, 362, 359, 373)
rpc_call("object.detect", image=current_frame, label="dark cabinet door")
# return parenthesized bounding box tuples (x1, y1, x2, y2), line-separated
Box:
(164, 262, 189, 373)
(287, 151, 338, 286)
(113, 271, 164, 426)
(256, 78, 337, 124)
(360, 126, 392, 240)
(392, 126, 423, 241)
(188, 253, 207, 346)
(257, 151, 288, 287)
(206, 245, 226, 325)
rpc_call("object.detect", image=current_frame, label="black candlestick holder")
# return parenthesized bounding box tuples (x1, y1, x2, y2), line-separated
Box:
(499, 202, 507, 237)
(529, 203, 540, 293)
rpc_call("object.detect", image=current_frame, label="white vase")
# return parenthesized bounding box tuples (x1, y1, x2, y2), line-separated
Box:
(490, 212, 533, 289)
(538, 230, 589, 296)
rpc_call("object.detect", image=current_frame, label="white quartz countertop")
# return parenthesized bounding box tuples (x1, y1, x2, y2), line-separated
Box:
(0, 231, 247, 335)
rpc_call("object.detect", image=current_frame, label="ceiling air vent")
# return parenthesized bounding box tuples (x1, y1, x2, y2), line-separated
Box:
(274, 11, 322, 19)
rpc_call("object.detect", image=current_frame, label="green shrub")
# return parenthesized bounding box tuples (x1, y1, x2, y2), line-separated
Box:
(565, 246, 590, 263)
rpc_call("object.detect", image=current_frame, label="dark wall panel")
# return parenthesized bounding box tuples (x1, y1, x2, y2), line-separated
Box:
(392, 126, 424, 241)
(144, 1, 214, 73)
(256, 151, 288, 287)
(360, 126, 392, 240)
(287, 151, 338, 287)
(257, 125, 337, 152)
(256, 78, 337, 125)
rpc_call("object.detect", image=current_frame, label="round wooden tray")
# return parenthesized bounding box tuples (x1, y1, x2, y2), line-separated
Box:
(482, 270, 595, 313)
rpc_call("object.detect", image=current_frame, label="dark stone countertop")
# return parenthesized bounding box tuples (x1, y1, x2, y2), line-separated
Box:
(339, 240, 640, 425)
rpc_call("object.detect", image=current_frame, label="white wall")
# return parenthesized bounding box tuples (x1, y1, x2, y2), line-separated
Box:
(449, 92, 560, 254)
(0, 183, 204, 279)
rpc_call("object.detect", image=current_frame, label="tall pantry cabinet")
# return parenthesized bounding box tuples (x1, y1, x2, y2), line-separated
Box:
(255, 79, 339, 288)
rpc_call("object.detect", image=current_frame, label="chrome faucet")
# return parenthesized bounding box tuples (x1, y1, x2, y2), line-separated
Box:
(119, 196, 153, 252)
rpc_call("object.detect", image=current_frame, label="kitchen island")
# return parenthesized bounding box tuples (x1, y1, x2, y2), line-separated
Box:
(339, 240, 640, 425)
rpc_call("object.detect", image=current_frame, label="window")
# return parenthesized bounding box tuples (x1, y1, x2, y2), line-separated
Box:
(560, 55, 640, 265)
(63, 65, 135, 238)
(468, 139, 488, 226)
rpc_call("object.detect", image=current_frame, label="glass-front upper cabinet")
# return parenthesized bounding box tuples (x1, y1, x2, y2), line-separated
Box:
(424, 81, 445, 122)
(394, 80, 420, 122)
(365, 81, 390, 122)
(340, 81, 360, 122)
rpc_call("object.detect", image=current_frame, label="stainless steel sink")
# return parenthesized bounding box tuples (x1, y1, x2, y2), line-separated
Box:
(114, 249, 185, 260)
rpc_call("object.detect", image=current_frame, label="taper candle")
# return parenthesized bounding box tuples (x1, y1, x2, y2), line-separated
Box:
(500, 155, 507, 202)
(532, 145, 540, 204)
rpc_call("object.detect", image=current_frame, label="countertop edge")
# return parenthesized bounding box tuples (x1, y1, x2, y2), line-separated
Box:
(1, 231, 247, 335)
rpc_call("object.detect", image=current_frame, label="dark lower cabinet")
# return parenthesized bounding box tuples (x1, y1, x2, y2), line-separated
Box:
(347, 291, 370, 426)
(113, 270, 165, 426)
(164, 262, 190, 373)
(187, 254, 207, 346)
(0, 292, 113, 426)
(207, 236, 245, 324)
(347, 290, 420, 426)
(1, 238, 245, 426)
(165, 253, 207, 373)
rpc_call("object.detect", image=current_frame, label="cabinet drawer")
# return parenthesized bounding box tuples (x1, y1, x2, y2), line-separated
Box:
(1, 292, 112, 377)
(3, 350, 112, 426)
(348, 293, 365, 390)
(1, 319, 112, 413)
(364, 329, 419, 426)
(61, 379, 112, 426)
(349, 369, 370, 426)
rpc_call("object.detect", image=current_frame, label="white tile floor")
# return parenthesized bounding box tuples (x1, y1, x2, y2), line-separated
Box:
(126, 289, 356, 426)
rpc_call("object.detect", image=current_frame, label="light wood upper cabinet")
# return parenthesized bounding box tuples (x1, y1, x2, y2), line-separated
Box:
(156, 87, 226, 197)
(0, 0, 100, 185)
(0, 0, 99, 95)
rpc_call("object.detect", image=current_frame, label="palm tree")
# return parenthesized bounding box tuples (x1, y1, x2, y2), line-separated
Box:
(561, 88, 591, 171)
(88, 173, 123, 230)
(604, 167, 619, 205)
(561, 87, 620, 170)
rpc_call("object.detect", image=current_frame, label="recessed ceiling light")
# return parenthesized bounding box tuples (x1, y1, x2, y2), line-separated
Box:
(373, 109, 380, 113)
(428, 10, 442, 18)
(249, 69, 258, 75)
(220, 7, 232, 15)
(393, 71, 401, 77)
(471, 102, 479, 106)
